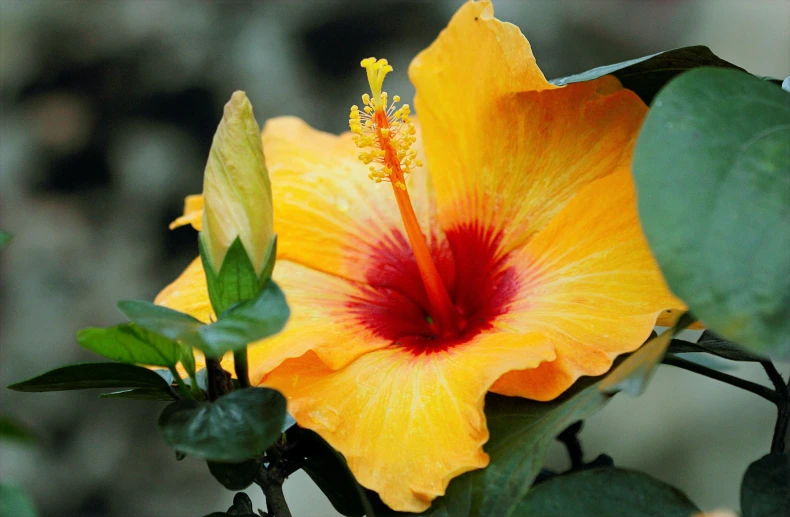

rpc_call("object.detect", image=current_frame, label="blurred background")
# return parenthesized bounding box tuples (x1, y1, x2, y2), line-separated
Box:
(1, 1, 788, 516)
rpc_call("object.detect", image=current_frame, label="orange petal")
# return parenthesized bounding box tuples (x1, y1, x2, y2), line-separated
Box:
(656, 308, 704, 329)
(411, 1, 647, 255)
(155, 256, 402, 376)
(262, 116, 436, 283)
(169, 194, 204, 231)
(491, 167, 684, 401)
(264, 332, 554, 512)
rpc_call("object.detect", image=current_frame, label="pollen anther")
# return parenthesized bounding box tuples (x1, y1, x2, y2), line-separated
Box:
(349, 57, 420, 187)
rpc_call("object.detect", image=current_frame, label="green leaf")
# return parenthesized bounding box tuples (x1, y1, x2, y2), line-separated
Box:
(77, 323, 181, 367)
(203, 492, 258, 517)
(551, 46, 742, 104)
(116, 300, 205, 350)
(201, 237, 267, 315)
(599, 313, 693, 397)
(296, 429, 369, 517)
(668, 331, 766, 362)
(0, 484, 38, 517)
(207, 460, 259, 490)
(633, 68, 790, 359)
(158, 387, 286, 462)
(7, 363, 172, 392)
(741, 453, 790, 517)
(98, 388, 175, 401)
(516, 467, 699, 516)
(0, 417, 36, 444)
(197, 279, 290, 357)
(0, 230, 12, 249)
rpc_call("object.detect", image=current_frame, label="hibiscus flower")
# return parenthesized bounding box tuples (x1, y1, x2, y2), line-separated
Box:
(156, 1, 681, 511)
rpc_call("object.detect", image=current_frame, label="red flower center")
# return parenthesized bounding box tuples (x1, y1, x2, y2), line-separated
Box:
(346, 223, 520, 355)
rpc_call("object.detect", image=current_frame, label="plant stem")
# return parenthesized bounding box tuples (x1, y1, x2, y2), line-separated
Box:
(168, 367, 191, 399)
(234, 349, 250, 388)
(761, 361, 789, 454)
(663, 354, 777, 404)
(257, 464, 292, 517)
(206, 358, 221, 401)
(557, 421, 585, 469)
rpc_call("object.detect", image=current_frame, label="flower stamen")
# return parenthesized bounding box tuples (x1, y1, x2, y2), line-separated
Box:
(350, 57, 458, 337)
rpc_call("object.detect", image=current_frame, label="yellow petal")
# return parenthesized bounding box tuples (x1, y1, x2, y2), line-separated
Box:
(169, 194, 204, 231)
(264, 332, 554, 512)
(262, 116, 436, 283)
(155, 257, 213, 323)
(491, 167, 684, 400)
(411, 1, 647, 256)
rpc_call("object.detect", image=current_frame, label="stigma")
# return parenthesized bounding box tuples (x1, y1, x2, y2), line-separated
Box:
(349, 57, 422, 189)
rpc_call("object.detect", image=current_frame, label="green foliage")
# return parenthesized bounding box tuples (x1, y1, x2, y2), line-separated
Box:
(0, 484, 38, 517)
(198, 279, 289, 358)
(157, 387, 286, 462)
(77, 323, 181, 368)
(7, 363, 172, 392)
(117, 278, 288, 359)
(0, 417, 36, 444)
(668, 331, 766, 362)
(600, 313, 692, 396)
(516, 467, 699, 516)
(201, 236, 277, 315)
(203, 492, 259, 517)
(98, 388, 176, 401)
(741, 454, 790, 517)
(634, 68, 790, 359)
(0, 230, 12, 249)
(208, 460, 259, 490)
(551, 46, 741, 104)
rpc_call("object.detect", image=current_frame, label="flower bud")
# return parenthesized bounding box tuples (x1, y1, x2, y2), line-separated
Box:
(200, 91, 273, 277)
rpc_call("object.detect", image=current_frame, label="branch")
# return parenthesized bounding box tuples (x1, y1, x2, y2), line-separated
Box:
(662, 355, 777, 404)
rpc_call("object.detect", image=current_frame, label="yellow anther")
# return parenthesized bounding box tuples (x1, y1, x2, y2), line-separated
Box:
(350, 57, 422, 186)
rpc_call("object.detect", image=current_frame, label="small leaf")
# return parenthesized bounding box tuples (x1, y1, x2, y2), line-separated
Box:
(117, 300, 205, 350)
(0, 484, 38, 517)
(0, 417, 36, 444)
(77, 323, 180, 367)
(517, 467, 700, 516)
(0, 230, 12, 249)
(741, 453, 790, 517)
(634, 68, 790, 358)
(158, 387, 286, 462)
(207, 460, 259, 491)
(98, 388, 175, 401)
(551, 46, 742, 104)
(668, 331, 766, 362)
(197, 279, 290, 357)
(201, 237, 264, 315)
(7, 363, 171, 392)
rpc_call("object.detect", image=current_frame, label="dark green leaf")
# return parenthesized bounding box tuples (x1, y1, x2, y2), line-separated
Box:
(517, 467, 699, 516)
(296, 429, 369, 517)
(0, 484, 38, 517)
(551, 46, 742, 104)
(0, 417, 36, 444)
(201, 237, 265, 315)
(634, 68, 790, 359)
(158, 387, 286, 462)
(599, 313, 693, 397)
(668, 331, 766, 362)
(208, 460, 259, 490)
(77, 323, 180, 367)
(7, 363, 171, 392)
(98, 388, 175, 401)
(202, 492, 258, 517)
(197, 279, 290, 357)
(116, 300, 205, 350)
(741, 453, 790, 517)
(0, 230, 12, 249)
